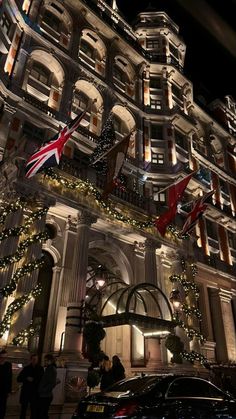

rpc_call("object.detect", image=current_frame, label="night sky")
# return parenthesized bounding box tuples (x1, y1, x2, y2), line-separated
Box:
(116, 0, 236, 104)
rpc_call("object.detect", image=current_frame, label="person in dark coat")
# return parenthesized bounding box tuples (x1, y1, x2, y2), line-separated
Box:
(111, 355, 125, 384)
(17, 354, 44, 419)
(99, 355, 113, 391)
(38, 354, 57, 419)
(0, 349, 12, 419)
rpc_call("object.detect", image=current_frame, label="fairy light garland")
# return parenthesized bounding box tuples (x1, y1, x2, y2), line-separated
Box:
(181, 350, 209, 366)
(0, 199, 25, 225)
(182, 303, 202, 319)
(169, 274, 200, 298)
(0, 284, 42, 337)
(173, 317, 205, 342)
(0, 257, 45, 297)
(0, 207, 48, 243)
(12, 321, 40, 346)
(44, 169, 153, 229)
(0, 231, 49, 269)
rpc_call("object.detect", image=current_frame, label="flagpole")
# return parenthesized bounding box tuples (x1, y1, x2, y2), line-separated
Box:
(91, 130, 134, 165)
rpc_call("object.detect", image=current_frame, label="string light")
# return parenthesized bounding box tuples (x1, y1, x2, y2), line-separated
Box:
(181, 350, 209, 366)
(12, 321, 40, 346)
(0, 257, 45, 297)
(0, 231, 49, 269)
(0, 207, 48, 243)
(0, 199, 25, 225)
(0, 284, 42, 337)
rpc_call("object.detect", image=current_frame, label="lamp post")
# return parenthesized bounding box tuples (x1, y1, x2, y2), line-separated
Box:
(169, 289, 182, 320)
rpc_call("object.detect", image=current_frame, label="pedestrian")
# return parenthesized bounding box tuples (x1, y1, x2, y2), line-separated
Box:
(17, 353, 44, 419)
(38, 354, 57, 419)
(99, 355, 113, 391)
(0, 349, 12, 419)
(111, 355, 125, 384)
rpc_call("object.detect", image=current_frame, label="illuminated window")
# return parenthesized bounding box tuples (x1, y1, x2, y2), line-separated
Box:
(0, 12, 11, 36)
(152, 152, 164, 164)
(72, 92, 88, 112)
(30, 63, 51, 86)
(150, 99, 161, 110)
(153, 185, 166, 202)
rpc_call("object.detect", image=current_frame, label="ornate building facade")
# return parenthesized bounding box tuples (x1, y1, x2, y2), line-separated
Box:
(0, 0, 236, 412)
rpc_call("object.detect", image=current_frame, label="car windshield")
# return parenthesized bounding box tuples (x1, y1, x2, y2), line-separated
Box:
(106, 376, 161, 394)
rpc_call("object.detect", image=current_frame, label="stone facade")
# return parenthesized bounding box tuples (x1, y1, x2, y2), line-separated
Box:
(0, 0, 236, 415)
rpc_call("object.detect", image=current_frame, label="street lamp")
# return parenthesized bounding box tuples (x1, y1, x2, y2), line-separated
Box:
(169, 289, 182, 318)
(95, 266, 107, 289)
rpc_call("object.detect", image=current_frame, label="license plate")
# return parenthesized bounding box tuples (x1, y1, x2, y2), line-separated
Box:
(86, 404, 105, 413)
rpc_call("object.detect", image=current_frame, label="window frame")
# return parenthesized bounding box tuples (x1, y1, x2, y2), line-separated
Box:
(152, 152, 165, 165)
(165, 377, 224, 400)
(43, 9, 61, 32)
(0, 12, 11, 36)
(30, 63, 51, 86)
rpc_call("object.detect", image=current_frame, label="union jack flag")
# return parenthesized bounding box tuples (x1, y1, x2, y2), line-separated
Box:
(180, 190, 214, 236)
(25, 110, 87, 178)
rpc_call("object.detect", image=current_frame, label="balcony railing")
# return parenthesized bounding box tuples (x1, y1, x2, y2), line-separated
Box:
(194, 246, 235, 276)
(59, 155, 157, 214)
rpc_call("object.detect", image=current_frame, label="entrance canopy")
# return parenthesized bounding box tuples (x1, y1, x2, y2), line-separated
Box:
(86, 279, 175, 336)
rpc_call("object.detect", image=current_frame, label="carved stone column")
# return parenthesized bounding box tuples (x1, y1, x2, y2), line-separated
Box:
(144, 239, 161, 286)
(219, 289, 236, 361)
(0, 103, 16, 160)
(208, 288, 228, 362)
(63, 211, 96, 355)
(133, 241, 145, 284)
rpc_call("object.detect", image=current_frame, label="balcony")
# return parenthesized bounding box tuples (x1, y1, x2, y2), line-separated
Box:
(59, 155, 157, 214)
(22, 90, 60, 118)
(194, 247, 235, 276)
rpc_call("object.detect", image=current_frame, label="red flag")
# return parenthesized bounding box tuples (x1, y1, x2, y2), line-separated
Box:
(102, 132, 132, 198)
(155, 173, 193, 236)
(25, 109, 87, 178)
(180, 190, 214, 236)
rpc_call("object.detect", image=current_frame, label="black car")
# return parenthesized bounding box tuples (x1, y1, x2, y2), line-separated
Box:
(72, 374, 236, 418)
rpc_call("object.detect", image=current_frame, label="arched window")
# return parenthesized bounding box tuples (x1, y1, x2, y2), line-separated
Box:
(72, 91, 89, 113)
(113, 65, 128, 84)
(43, 10, 61, 32)
(80, 38, 96, 60)
(79, 30, 106, 76)
(30, 62, 51, 86)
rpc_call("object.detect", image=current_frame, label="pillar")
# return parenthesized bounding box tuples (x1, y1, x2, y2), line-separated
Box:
(144, 239, 161, 286)
(0, 103, 16, 160)
(63, 211, 96, 355)
(208, 288, 228, 362)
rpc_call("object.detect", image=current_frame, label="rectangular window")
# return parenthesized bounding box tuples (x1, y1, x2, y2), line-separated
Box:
(206, 219, 218, 241)
(80, 39, 95, 60)
(169, 42, 179, 58)
(151, 125, 163, 139)
(175, 131, 187, 149)
(153, 185, 166, 202)
(172, 84, 182, 99)
(152, 152, 164, 165)
(0, 12, 11, 36)
(147, 39, 159, 49)
(228, 231, 236, 249)
(150, 98, 161, 110)
(150, 78, 161, 89)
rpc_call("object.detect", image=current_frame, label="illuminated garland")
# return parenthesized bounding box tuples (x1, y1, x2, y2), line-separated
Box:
(12, 321, 40, 346)
(0, 231, 49, 269)
(182, 303, 202, 319)
(0, 207, 48, 242)
(0, 199, 25, 224)
(173, 317, 205, 343)
(169, 274, 199, 298)
(0, 257, 45, 297)
(0, 284, 42, 337)
(44, 169, 153, 229)
(181, 350, 209, 366)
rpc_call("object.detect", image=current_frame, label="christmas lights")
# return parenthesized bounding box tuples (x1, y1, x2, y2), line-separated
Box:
(181, 350, 209, 365)
(0, 284, 42, 337)
(0, 207, 48, 242)
(0, 231, 49, 269)
(0, 199, 25, 224)
(182, 303, 202, 319)
(169, 274, 200, 298)
(0, 257, 45, 297)
(12, 321, 40, 346)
